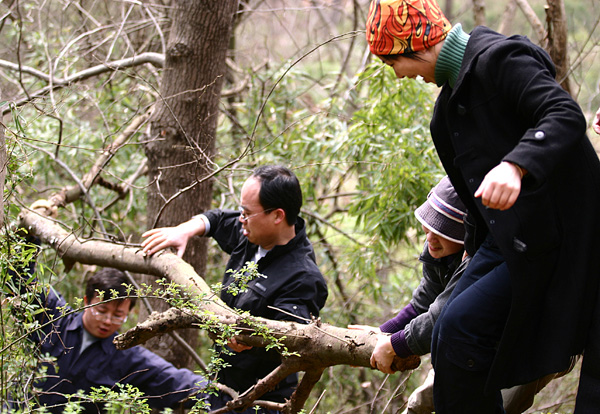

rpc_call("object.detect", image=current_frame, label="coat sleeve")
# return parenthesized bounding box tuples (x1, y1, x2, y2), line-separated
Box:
(203, 209, 244, 255)
(269, 268, 328, 322)
(481, 40, 587, 186)
(405, 256, 470, 355)
(119, 346, 208, 409)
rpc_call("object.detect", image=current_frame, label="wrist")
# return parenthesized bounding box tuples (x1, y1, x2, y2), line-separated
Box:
(389, 329, 413, 358)
(181, 216, 206, 237)
(506, 161, 526, 179)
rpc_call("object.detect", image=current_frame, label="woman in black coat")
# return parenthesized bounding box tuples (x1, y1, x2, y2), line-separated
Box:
(365, 0, 600, 413)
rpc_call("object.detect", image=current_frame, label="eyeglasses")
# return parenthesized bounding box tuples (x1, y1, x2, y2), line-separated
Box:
(238, 207, 274, 222)
(89, 307, 128, 325)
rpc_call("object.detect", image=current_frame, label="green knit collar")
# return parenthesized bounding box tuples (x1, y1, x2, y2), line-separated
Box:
(435, 24, 470, 88)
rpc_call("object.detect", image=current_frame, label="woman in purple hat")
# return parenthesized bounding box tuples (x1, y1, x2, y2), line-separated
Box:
(351, 176, 469, 412)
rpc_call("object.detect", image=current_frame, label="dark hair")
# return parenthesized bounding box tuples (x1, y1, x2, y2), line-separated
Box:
(85, 268, 136, 309)
(385, 51, 427, 62)
(251, 165, 302, 226)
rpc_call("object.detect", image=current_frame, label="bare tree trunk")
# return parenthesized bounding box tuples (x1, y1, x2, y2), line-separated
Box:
(472, 0, 486, 27)
(0, 88, 5, 228)
(498, 0, 517, 35)
(444, 0, 454, 21)
(545, 0, 572, 94)
(514, 0, 546, 45)
(142, 0, 238, 379)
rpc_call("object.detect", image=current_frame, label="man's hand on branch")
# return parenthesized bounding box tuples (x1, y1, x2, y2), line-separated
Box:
(141, 217, 205, 257)
(228, 337, 253, 352)
(29, 199, 58, 218)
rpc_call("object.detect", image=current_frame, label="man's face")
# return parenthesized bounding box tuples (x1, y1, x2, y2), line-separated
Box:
(379, 53, 437, 84)
(82, 296, 131, 339)
(239, 176, 278, 250)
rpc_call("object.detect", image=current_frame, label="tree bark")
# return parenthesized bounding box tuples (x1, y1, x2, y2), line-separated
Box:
(142, 0, 238, 372)
(497, 0, 517, 35)
(0, 87, 5, 228)
(545, 0, 572, 94)
(514, 0, 546, 45)
(444, 0, 454, 21)
(472, 0, 486, 27)
(513, 0, 571, 94)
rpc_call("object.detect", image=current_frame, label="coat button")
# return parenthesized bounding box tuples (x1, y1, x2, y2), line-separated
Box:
(467, 359, 475, 368)
(457, 105, 467, 115)
(534, 131, 545, 140)
(453, 132, 459, 137)
(489, 219, 496, 225)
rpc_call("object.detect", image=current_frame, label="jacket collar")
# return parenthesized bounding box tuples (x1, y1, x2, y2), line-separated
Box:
(257, 217, 312, 265)
(450, 26, 505, 95)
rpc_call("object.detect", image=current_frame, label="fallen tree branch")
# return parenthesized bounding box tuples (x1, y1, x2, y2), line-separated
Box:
(19, 209, 419, 413)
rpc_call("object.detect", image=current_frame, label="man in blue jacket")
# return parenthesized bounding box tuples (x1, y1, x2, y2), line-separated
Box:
(10, 255, 207, 413)
(142, 165, 328, 414)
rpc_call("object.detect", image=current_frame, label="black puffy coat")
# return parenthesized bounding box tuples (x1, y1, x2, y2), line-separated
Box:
(430, 26, 600, 389)
(203, 209, 328, 402)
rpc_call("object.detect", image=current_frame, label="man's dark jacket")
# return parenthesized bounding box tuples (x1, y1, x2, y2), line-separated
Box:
(430, 26, 600, 389)
(203, 210, 328, 402)
(20, 276, 206, 412)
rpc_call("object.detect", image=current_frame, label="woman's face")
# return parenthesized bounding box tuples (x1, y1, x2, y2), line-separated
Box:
(423, 225, 463, 259)
(379, 51, 437, 84)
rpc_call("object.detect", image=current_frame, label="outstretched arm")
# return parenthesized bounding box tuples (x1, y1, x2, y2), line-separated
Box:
(141, 216, 206, 257)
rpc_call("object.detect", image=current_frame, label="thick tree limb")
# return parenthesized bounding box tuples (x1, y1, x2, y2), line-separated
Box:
(20, 209, 419, 414)
(497, 0, 517, 35)
(18, 209, 228, 317)
(288, 367, 325, 414)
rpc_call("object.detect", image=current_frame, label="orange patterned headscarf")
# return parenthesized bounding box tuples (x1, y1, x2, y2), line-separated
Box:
(366, 0, 452, 55)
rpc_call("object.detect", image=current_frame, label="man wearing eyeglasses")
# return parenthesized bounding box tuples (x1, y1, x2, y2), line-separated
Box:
(9, 257, 207, 413)
(142, 165, 328, 414)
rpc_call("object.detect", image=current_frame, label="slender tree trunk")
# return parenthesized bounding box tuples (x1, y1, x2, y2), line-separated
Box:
(497, 0, 517, 35)
(514, 0, 546, 45)
(0, 88, 5, 229)
(445, 0, 454, 21)
(545, 0, 572, 94)
(472, 0, 486, 26)
(142, 0, 238, 376)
